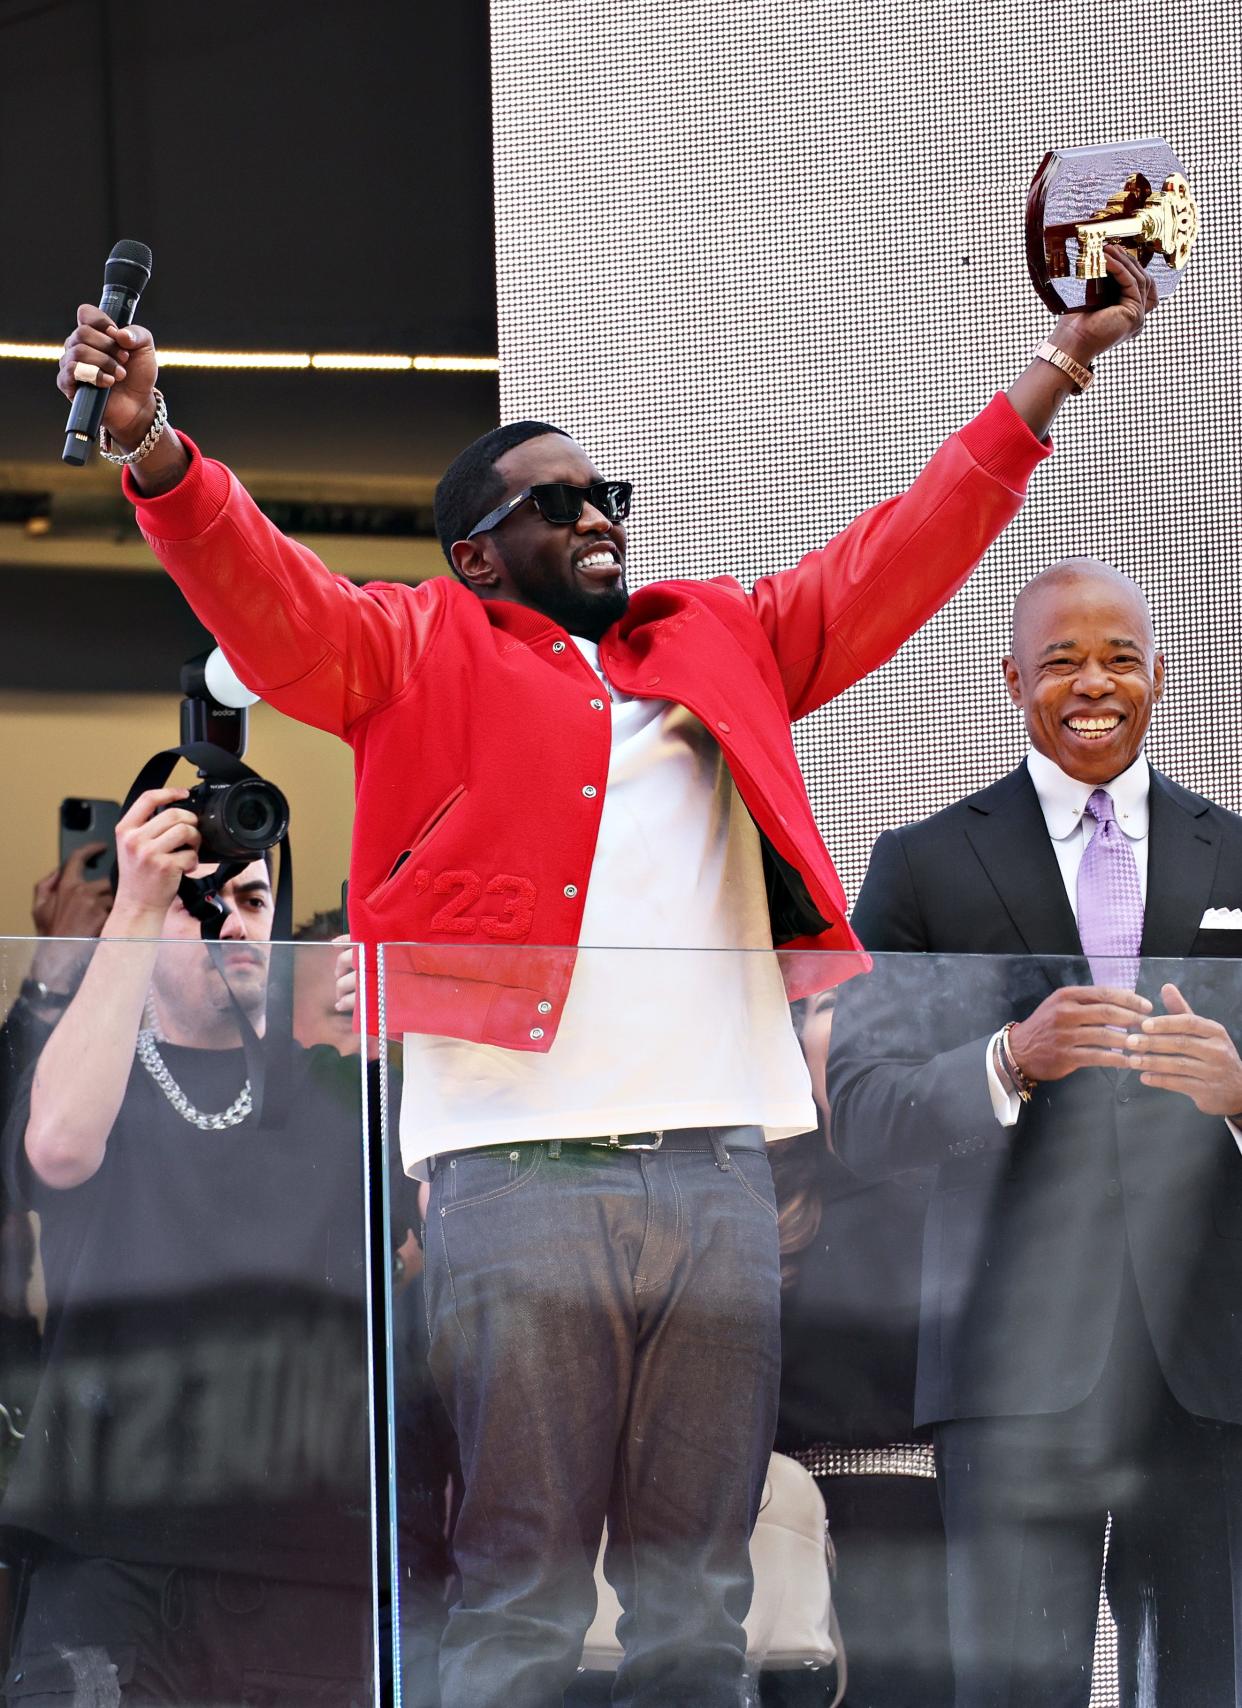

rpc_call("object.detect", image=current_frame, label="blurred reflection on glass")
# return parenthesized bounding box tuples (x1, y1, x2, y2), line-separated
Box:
(390, 1159, 459, 1708)
(831, 949, 1242, 1708)
(766, 987, 953, 1708)
(0, 897, 375, 1704)
(292, 906, 360, 1057)
(1, 848, 117, 1677)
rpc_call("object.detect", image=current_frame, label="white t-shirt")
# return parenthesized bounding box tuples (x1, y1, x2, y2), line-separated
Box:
(400, 637, 815, 1174)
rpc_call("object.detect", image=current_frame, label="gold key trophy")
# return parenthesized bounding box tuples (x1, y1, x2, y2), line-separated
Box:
(1026, 138, 1199, 313)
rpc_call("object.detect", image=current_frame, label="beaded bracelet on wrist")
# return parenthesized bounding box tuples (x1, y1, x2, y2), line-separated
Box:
(1000, 1022, 1037, 1101)
(993, 1032, 1022, 1097)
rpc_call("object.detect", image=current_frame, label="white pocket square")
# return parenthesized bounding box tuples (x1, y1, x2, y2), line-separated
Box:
(1200, 907, 1242, 929)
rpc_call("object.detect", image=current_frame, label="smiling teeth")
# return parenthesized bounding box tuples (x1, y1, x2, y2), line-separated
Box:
(1068, 716, 1120, 735)
(579, 553, 614, 567)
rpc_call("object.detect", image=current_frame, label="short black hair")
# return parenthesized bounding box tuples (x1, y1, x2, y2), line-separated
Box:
(292, 907, 345, 943)
(433, 419, 569, 572)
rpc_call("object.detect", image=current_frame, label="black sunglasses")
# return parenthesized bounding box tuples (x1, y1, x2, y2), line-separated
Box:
(466, 480, 633, 540)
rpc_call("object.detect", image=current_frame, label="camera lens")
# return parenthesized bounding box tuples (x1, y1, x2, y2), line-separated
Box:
(188, 776, 290, 862)
(222, 780, 289, 853)
(235, 794, 272, 836)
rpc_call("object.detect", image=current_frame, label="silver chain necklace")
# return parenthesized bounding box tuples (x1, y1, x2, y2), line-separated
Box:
(135, 1029, 252, 1130)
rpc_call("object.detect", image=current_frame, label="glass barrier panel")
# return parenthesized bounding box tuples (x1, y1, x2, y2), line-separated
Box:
(0, 936, 380, 1706)
(380, 943, 1242, 1708)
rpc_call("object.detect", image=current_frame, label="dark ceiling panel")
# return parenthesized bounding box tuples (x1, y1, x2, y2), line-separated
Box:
(1, 360, 499, 479)
(0, 564, 214, 692)
(0, 0, 113, 332)
(1, 0, 496, 354)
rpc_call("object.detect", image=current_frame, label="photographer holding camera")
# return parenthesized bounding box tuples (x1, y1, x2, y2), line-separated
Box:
(0, 787, 376, 1705)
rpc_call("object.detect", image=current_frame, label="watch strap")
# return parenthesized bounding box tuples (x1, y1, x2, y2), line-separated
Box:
(1035, 339, 1094, 394)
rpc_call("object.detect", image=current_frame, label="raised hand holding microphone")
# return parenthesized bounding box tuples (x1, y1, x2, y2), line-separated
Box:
(58, 305, 188, 495)
(61, 241, 152, 464)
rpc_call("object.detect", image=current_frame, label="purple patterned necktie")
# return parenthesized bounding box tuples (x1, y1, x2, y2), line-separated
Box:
(1077, 788, 1144, 988)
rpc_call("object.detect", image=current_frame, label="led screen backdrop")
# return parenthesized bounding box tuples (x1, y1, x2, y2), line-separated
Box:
(490, 0, 1241, 905)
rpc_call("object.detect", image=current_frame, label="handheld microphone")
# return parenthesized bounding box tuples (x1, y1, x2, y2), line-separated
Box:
(62, 240, 153, 467)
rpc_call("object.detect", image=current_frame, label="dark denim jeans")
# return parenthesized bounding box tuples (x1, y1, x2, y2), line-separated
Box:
(422, 1136, 782, 1708)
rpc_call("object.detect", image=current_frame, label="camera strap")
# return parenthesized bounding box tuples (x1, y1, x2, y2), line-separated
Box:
(122, 743, 294, 1130)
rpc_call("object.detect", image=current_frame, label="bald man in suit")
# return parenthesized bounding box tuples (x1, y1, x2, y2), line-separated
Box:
(829, 561, 1242, 1708)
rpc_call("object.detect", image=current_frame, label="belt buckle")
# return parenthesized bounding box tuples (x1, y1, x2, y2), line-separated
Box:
(597, 1130, 664, 1152)
(623, 1129, 664, 1152)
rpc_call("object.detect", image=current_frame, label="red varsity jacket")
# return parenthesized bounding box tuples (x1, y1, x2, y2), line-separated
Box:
(126, 394, 1048, 1046)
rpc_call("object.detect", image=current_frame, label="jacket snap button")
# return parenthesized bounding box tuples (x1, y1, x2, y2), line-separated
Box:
(530, 1027, 545, 1040)
(647, 675, 660, 686)
(590, 698, 605, 710)
(552, 640, 566, 653)
(582, 784, 597, 798)
(717, 721, 731, 734)
(538, 1001, 552, 1014)
(564, 884, 578, 898)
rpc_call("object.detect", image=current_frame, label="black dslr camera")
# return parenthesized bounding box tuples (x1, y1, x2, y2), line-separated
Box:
(179, 652, 289, 861)
(122, 649, 292, 945)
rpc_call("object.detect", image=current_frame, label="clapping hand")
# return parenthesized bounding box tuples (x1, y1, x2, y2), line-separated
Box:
(1123, 984, 1242, 1119)
(1007, 985, 1152, 1083)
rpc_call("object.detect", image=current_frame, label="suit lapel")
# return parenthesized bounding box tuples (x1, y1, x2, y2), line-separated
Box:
(962, 766, 1082, 955)
(1139, 771, 1221, 958)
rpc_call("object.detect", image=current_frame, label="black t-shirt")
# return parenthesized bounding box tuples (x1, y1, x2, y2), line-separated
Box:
(1, 1040, 375, 1585)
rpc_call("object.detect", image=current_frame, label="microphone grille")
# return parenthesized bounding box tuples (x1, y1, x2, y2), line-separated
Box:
(104, 240, 153, 294)
(110, 239, 152, 266)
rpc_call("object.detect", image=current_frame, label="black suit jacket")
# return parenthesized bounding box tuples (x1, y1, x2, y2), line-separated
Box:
(828, 764, 1242, 1428)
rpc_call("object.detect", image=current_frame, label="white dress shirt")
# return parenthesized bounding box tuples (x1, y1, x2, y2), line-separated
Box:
(985, 749, 1241, 1150)
(1025, 746, 1150, 907)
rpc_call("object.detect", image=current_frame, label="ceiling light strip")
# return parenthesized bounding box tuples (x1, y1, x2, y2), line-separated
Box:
(0, 341, 498, 373)
(159, 350, 311, 370)
(0, 342, 63, 361)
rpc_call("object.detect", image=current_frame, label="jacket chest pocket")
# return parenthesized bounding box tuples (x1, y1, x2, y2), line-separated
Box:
(1189, 928, 1242, 959)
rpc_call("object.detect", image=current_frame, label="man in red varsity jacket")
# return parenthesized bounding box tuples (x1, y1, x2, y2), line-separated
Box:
(57, 247, 1154, 1708)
